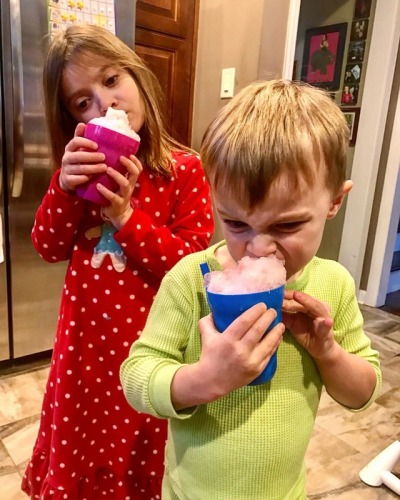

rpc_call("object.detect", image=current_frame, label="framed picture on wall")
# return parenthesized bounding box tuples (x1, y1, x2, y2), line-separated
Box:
(350, 19, 369, 41)
(354, 0, 372, 19)
(341, 107, 361, 146)
(341, 84, 359, 105)
(301, 23, 348, 90)
(344, 63, 362, 84)
(347, 40, 366, 63)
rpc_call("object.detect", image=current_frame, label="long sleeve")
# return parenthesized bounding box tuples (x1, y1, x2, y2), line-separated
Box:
(31, 169, 86, 262)
(120, 270, 201, 419)
(114, 152, 214, 279)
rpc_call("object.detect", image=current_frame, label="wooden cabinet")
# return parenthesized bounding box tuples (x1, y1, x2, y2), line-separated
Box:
(135, 0, 199, 146)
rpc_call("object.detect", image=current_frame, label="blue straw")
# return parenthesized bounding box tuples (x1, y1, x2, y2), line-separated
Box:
(199, 262, 210, 276)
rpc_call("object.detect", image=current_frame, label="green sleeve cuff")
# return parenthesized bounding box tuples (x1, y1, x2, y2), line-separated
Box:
(349, 366, 382, 413)
(149, 363, 198, 419)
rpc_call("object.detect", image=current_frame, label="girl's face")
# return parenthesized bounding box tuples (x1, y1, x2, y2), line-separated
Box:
(61, 53, 145, 133)
(213, 171, 352, 282)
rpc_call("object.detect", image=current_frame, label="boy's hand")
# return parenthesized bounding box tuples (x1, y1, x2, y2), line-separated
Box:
(96, 154, 143, 229)
(282, 290, 336, 361)
(195, 303, 285, 399)
(59, 123, 107, 193)
(282, 290, 377, 410)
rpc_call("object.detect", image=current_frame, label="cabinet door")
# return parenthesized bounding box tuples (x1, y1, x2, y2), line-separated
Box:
(136, 0, 193, 37)
(135, 0, 198, 146)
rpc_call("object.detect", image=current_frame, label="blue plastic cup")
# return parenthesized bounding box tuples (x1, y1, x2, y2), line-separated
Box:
(200, 263, 284, 385)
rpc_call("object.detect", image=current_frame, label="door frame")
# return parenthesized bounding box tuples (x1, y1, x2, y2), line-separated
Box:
(284, 0, 400, 305)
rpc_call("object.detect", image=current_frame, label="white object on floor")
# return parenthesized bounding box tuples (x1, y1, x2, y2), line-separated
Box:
(359, 440, 400, 495)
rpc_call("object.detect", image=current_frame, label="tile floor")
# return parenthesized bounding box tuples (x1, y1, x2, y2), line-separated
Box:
(0, 304, 399, 499)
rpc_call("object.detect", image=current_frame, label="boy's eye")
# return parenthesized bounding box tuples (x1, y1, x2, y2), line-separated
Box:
(223, 219, 248, 231)
(274, 221, 304, 232)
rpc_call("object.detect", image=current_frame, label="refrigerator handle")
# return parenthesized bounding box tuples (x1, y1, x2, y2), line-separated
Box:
(9, 0, 24, 198)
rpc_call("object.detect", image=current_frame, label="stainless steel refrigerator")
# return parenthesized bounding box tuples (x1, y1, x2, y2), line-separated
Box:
(0, 0, 136, 363)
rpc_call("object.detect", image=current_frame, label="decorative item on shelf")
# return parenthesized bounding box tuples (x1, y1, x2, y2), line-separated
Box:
(341, 107, 361, 147)
(301, 23, 348, 91)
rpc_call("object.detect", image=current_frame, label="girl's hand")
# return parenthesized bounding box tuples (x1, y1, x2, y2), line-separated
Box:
(97, 154, 143, 229)
(282, 290, 336, 361)
(59, 123, 107, 193)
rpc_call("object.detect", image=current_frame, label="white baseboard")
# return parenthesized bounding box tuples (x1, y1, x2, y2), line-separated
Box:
(358, 289, 367, 304)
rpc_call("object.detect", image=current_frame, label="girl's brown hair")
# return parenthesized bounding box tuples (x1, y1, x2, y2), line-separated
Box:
(43, 24, 193, 176)
(200, 80, 350, 209)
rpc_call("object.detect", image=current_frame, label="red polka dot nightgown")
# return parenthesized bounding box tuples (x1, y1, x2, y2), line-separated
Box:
(22, 152, 214, 500)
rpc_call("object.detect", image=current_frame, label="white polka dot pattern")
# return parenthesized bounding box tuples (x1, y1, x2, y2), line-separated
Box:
(23, 151, 214, 499)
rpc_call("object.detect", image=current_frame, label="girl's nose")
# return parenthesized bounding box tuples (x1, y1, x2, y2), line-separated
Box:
(247, 234, 277, 257)
(96, 91, 118, 116)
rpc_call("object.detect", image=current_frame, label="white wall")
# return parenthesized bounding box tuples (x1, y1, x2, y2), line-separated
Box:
(191, 0, 265, 151)
(191, 0, 265, 243)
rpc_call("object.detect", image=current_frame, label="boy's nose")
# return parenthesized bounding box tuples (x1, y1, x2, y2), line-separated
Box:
(247, 234, 277, 257)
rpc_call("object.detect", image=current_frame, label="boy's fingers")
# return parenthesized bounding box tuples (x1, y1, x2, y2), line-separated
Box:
(291, 291, 330, 319)
(258, 322, 285, 354)
(224, 303, 268, 341)
(198, 314, 220, 343)
(282, 298, 305, 314)
(240, 308, 279, 346)
(314, 316, 334, 337)
(199, 304, 269, 341)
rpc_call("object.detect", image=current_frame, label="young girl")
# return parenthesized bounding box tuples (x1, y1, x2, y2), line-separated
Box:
(22, 25, 214, 500)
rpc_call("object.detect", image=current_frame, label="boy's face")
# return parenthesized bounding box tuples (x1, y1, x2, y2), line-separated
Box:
(213, 171, 352, 282)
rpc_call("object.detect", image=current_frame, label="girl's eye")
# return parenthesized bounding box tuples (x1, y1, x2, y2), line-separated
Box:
(76, 98, 90, 110)
(105, 74, 118, 86)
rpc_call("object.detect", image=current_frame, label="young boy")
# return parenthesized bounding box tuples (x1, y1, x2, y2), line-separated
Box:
(120, 80, 381, 499)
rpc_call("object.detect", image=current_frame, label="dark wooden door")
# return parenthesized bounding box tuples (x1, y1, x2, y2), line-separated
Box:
(135, 0, 199, 146)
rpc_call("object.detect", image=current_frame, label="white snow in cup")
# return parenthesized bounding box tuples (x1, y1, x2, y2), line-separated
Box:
(89, 107, 140, 141)
(205, 255, 286, 294)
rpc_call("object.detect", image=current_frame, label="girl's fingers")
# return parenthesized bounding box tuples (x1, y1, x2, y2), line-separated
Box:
(65, 136, 100, 153)
(65, 162, 107, 176)
(104, 167, 130, 188)
(120, 155, 143, 179)
(128, 154, 143, 172)
(73, 122, 86, 138)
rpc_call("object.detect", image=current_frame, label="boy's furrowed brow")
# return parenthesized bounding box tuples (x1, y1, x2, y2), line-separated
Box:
(215, 206, 243, 220)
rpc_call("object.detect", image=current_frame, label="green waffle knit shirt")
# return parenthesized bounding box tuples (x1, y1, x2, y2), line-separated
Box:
(120, 241, 381, 500)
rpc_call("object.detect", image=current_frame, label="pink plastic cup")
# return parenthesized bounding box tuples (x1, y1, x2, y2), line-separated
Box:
(76, 123, 140, 206)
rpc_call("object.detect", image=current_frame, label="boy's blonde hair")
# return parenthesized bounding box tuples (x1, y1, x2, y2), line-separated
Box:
(200, 80, 350, 208)
(43, 25, 192, 175)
